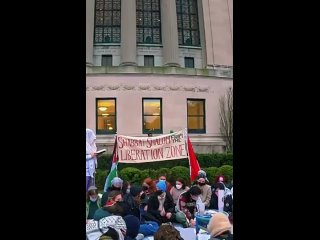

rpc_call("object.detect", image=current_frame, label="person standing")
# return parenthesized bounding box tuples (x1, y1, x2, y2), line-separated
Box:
(86, 128, 98, 191)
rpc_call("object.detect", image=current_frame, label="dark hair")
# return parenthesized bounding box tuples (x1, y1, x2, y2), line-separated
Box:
(154, 224, 184, 240)
(99, 228, 118, 240)
(103, 202, 125, 216)
(214, 182, 225, 191)
(189, 186, 201, 196)
(108, 190, 122, 198)
(176, 178, 187, 189)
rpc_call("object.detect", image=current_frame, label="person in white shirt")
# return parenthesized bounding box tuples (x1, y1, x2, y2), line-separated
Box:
(86, 128, 97, 192)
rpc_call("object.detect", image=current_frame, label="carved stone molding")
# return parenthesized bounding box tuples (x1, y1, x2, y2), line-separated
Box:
(122, 84, 135, 90)
(108, 84, 121, 90)
(184, 85, 195, 91)
(92, 85, 104, 91)
(86, 84, 211, 93)
(169, 85, 181, 91)
(138, 84, 150, 90)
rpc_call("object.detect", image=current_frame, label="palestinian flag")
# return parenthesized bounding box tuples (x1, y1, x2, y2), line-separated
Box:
(103, 137, 118, 192)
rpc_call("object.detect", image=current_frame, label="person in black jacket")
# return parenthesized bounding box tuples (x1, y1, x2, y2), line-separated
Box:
(145, 180, 176, 225)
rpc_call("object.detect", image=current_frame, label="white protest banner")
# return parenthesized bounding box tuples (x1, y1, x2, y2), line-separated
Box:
(117, 130, 188, 163)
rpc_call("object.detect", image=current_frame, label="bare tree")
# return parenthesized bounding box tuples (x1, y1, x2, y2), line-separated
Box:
(219, 87, 233, 152)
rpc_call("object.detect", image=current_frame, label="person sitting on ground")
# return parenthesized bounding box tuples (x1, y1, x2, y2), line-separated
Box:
(177, 185, 202, 227)
(123, 185, 143, 220)
(86, 215, 127, 240)
(154, 224, 184, 240)
(170, 177, 189, 205)
(207, 212, 233, 240)
(104, 176, 124, 194)
(123, 215, 141, 240)
(86, 186, 101, 221)
(140, 177, 157, 213)
(196, 174, 212, 208)
(94, 190, 125, 220)
(145, 180, 176, 225)
(155, 174, 172, 192)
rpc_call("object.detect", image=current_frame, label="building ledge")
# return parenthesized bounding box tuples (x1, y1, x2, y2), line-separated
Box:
(86, 65, 233, 79)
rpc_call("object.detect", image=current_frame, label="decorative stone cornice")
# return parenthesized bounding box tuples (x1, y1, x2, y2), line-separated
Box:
(86, 65, 233, 79)
(86, 83, 212, 93)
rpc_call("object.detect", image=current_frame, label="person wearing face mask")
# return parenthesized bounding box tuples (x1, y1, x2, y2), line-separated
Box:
(102, 176, 124, 199)
(196, 176, 212, 208)
(94, 190, 126, 220)
(155, 174, 172, 192)
(169, 178, 190, 205)
(177, 185, 202, 227)
(86, 186, 101, 221)
(123, 185, 143, 219)
(145, 180, 176, 225)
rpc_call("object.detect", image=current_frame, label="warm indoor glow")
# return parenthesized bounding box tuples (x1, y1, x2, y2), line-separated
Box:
(99, 106, 108, 111)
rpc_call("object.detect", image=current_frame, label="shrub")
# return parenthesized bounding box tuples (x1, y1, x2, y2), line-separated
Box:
(204, 167, 219, 184)
(95, 169, 108, 191)
(169, 166, 190, 185)
(97, 153, 233, 171)
(216, 165, 233, 184)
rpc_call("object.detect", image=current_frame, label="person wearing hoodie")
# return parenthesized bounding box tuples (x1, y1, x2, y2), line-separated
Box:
(145, 180, 175, 225)
(123, 215, 141, 240)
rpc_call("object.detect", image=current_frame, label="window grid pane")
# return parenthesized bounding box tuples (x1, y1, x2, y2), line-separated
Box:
(136, 0, 161, 44)
(94, 0, 121, 43)
(176, 0, 200, 46)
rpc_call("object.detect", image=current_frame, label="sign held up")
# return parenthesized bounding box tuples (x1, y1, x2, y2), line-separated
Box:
(117, 130, 188, 163)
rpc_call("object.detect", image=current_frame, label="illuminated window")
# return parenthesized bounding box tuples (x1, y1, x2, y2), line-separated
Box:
(143, 98, 162, 134)
(187, 99, 205, 133)
(136, 0, 161, 44)
(176, 0, 200, 46)
(94, 0, 121, 43)
(96, 98, 116, 134)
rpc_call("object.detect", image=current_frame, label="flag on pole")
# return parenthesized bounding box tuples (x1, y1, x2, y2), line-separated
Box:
(103, 137, 118, 192)
(187, 136, 201, 183)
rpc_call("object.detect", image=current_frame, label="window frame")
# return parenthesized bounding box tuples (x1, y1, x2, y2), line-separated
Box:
(136, 0, 162, 44)
(187, 98, 206, 134)
(96, 98, 117, 135)
(94, 0, 121, 44)
(142, 98, 163, 134)
(176, 0, 200, 46)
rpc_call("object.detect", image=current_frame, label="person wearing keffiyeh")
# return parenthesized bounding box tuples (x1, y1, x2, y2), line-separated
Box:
(86, 215, 127, 240)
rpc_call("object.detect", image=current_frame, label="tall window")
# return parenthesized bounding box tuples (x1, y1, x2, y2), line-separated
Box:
(176, 0, 200, 46)
(187, 99, 205, 133)
(143, 98, 162, 134)
(96, 98, 116, 134)
(136, 0, 161, 44)
(94, 0, 121, 43)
